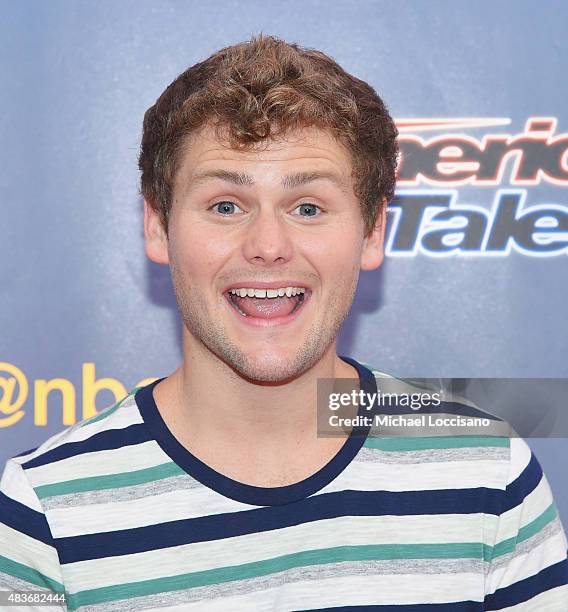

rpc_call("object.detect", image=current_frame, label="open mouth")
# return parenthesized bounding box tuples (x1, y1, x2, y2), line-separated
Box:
(225, 287, 307, 319)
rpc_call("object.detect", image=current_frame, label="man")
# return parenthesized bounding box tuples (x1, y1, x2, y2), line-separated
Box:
(0, 34, 567, 611)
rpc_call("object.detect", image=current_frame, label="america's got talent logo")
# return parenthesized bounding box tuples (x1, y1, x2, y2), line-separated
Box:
(388, 118, 568, 257)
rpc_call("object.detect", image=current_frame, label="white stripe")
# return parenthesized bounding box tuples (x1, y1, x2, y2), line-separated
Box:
(0, 460, 43, 512)
(152, 572, 482, 610)
(74, 394, 143, 435)
(0, 522, 62, 584)
(322, 455, 507, 493)
(49, 486, 250, 537)
(25, 441, 168, 487)
(485, 532, 568, 594)
(494, 476, 554, 544)
(64, 512, 492, 591)
(507, 437, 533, 485)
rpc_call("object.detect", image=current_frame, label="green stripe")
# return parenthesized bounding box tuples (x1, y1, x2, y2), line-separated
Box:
(0, 555, 65, 593)
(79, 390, 139, 428)
(66, 542, 483, 609)
(79, 400, 122, 428)
(484, 503, 558, 561)
(364, 436, 509, 451)
(34, 461, 184, 499)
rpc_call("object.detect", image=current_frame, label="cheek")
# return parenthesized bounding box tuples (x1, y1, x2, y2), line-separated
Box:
(299, 225, 363, 275)
(169, 221, 235, 279)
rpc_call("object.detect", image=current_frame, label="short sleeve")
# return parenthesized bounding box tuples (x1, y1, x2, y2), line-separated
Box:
(0, 458, 67, 611)
(483, 437, 568, 610)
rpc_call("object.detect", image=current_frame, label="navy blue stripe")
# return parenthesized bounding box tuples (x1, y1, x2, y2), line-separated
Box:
(500, 452, 543, 513)
(21, 423, 152, 468)
(484, 557, 568, 609)
(301, 602, 482, 611)
(56, 486, 502, 563)
(0, 492, 54, 545)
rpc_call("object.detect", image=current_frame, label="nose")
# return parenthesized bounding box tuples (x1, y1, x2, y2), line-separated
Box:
(241, 207, 293, 265)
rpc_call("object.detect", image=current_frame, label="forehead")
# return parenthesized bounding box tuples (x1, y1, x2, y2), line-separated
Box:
(176, 124, 354, 181)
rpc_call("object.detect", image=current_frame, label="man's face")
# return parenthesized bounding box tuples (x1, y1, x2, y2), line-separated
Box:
(145, 124, 386, 382)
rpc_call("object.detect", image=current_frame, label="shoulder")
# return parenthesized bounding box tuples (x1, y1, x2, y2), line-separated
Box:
(360, 362, 536, 496)
(2, 388, 143, 491)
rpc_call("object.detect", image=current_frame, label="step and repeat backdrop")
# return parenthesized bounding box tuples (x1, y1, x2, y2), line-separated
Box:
(1, 1, 567, 524)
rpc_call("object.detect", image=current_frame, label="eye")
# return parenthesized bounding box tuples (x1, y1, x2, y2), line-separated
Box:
(210, 200, 243, 215)
(293, 202, 323, 217)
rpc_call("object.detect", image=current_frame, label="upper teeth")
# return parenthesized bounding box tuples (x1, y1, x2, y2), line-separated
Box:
(229, 287, 306, 298)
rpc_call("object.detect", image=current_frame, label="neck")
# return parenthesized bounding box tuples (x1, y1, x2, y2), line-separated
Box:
(153, 329, 359, 487)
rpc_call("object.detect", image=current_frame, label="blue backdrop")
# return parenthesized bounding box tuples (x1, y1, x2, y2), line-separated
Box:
(1, 0, 567, 526)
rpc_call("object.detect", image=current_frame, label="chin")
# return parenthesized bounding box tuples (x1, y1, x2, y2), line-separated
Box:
(228, 350, 318, 384)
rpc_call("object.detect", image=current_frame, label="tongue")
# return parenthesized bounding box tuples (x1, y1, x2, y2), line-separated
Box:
(233, 295, 299, 318)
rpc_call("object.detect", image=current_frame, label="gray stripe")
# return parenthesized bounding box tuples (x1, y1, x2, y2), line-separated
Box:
(42, 474, 202, 511)
(0, 571, 53, 592)
(80, 558, 482, 612)
(484, 516, 564, 574)
(0, 573, 67, 610)
(367, 417, 514, 439)
(355, 445, 509, 464)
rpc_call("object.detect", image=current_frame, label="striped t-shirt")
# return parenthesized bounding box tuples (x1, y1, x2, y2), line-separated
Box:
(0, 356, 567, 611)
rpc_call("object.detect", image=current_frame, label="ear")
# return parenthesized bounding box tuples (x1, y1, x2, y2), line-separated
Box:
(360, 201, 387, 271)
(143, 200, 169, 264)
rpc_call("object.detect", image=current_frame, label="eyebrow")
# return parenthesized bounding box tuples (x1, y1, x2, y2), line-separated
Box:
(187, 169, 347, 193)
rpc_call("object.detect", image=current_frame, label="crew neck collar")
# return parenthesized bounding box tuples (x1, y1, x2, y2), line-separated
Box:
(135, 355, 377, 507)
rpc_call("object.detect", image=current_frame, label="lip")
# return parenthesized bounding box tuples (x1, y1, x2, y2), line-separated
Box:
(223, 288, 312, 328)
(223, 280, 310, 292)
